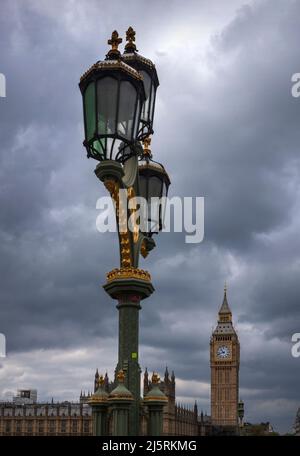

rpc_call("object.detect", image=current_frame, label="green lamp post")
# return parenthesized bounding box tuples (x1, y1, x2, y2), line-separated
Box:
(79, 28, 170, 436)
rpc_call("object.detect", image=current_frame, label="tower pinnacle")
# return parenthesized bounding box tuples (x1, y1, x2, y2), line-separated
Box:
(218, 283, 232, 322)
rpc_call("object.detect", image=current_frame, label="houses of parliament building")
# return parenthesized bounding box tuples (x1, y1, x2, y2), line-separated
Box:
(0, 288, 245, 436)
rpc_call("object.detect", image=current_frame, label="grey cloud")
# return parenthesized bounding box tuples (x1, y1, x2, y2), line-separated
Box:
(0, 0, 300, 434)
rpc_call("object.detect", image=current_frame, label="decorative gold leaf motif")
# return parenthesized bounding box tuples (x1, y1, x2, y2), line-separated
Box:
(106, 267, 151, 283)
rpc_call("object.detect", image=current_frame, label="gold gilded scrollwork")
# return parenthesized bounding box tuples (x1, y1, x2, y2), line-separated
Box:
(104, 179, 132, 268)
(106, 267, 151, 283)
(127, 186, 139, 244)
(140, 239, 148, 258)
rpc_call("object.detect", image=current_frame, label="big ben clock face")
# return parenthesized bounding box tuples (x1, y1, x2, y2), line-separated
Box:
(217, 345, 230, 359)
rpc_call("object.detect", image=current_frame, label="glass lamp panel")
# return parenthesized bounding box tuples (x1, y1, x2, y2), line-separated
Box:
(134, 97, 140, 138)
(117, 80, 136, 140)
(97, 77, 118, 136)
(149, 198, 160, 232)
(149, 175, 163, 199)
(150, 83, 156, 126)
(139, 174, 148, 201)
(138, 174, 148, 232)
(92, 139, 105, 160)
(160, 180, 169, 230)
(84, 82, 96, 141)
(162, 178, 169, 197)
(140, 71, 151, 122)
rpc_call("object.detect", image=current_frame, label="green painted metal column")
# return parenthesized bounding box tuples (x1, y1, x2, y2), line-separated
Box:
(116, 294, 141, 436)
(104, 273, 154, 435)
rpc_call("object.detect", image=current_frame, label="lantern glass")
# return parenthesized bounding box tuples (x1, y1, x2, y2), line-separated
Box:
(97, 77, 118, 136)
(117, 80, 137, 140)
(149, 176, 162, 198)
(122, 52, 159, 140)
(81, 68, 145, 163)
(138, 70, 157, 140)
(134, 98, 140, 138)
(150, 83, 156, 124)
(84, 82, 96, 142)
(140, 71, 151, 123)
(138, 160, 170, 236)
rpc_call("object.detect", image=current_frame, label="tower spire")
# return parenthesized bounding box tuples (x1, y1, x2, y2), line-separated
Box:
(164, 366, 169, 382)
(218, 282, 232, 322)
(143, 367, 149, 395)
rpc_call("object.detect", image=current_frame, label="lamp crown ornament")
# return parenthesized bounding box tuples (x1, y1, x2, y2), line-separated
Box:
(125, 26, 137, 53)
(142, 136, 152, 158)
(106, 30, 122, 59)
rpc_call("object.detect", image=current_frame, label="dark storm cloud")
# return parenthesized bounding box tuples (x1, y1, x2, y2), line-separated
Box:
(0, 0, 300, 433)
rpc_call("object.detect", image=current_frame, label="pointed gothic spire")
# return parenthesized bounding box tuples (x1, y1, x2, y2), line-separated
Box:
(194, 400, 198, 415)
(164, 366, 169, 382)
(104, 372, 109, 393)
(218, 282, 232, 322)
(144, 367, 148, 383)
(143, 367, 149, 395)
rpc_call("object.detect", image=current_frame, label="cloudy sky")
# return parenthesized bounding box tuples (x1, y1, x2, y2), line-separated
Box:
(0, 0, 300, 434)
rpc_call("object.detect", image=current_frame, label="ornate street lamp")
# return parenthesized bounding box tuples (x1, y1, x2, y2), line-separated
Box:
(79, 31, 146, 163)
(122, 27, 159, 140)
(79, 29, 169, 437)
(138, 137, 171, 236)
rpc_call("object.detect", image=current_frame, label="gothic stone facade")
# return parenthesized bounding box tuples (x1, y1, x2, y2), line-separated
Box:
(0, 403, 92, 436)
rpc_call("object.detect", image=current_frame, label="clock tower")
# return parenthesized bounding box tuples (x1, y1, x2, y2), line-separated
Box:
(210, 286, 240, 427)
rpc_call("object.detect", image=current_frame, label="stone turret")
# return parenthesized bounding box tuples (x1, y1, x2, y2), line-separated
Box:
(144, 373, 167, 436)
(94, 368, 99, 392)
(88, 374, 109, 436)
(143, 367, 150, 395)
